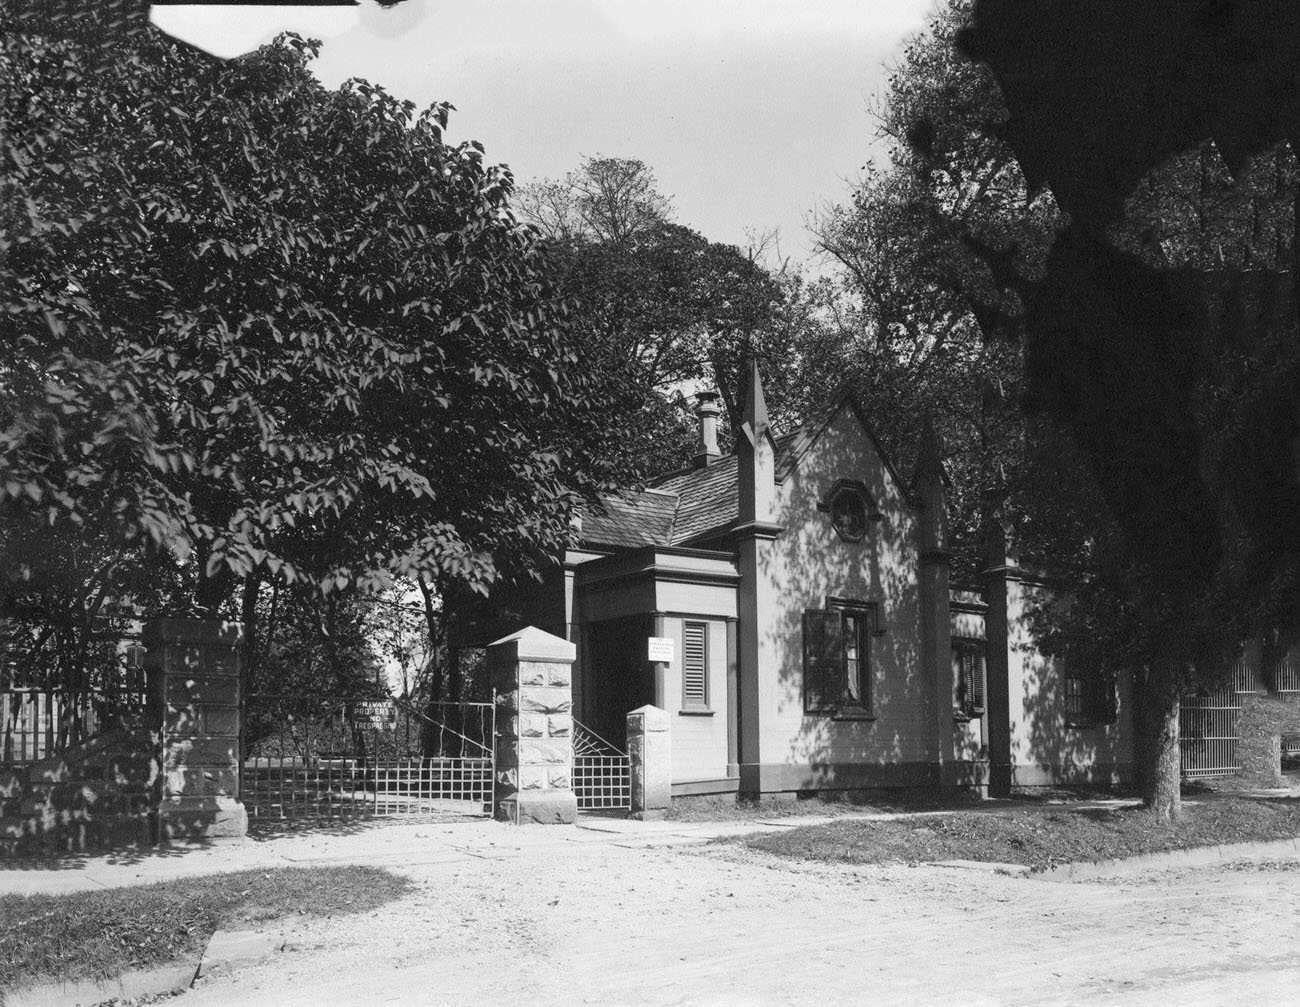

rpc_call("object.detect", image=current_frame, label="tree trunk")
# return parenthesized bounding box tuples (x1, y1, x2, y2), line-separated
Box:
(1139, 666, 1182, 820)
(416, 576, 443, 704)
(193, 554, 234, 615)
(237, 574, 261, 806)
(240, 575, 261, 686)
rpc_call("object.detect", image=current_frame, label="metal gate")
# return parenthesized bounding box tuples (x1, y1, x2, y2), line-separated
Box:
(572, 719, 630, 811)
(1179, 686, 1242, 778)
(242, 694, 495, 821)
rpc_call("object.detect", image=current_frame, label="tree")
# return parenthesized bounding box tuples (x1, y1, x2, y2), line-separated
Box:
(810, 0, 1063, 583)
(516, 155, 674, 246)
(816, 0, 1298, 816)
(518, 157, 821, 472)
(959, 0, 1300, 818)
(2, 3, 628, 687)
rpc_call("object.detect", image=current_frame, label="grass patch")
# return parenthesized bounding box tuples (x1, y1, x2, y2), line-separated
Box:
(731, 797, 1300, 871)
(667, 787, 994, 822)
(0, 865, 409, 996)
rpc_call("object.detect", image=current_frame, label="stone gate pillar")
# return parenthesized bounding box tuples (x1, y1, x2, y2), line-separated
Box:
(143, 618, 246, 841)
(627, 704, 670, 820)
(489, 627, 577, 824)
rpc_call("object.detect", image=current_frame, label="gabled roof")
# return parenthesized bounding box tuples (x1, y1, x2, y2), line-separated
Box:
(577, 385, 913, 552)
(773, 387, 914, 505)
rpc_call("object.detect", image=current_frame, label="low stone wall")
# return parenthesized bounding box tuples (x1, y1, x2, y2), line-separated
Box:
(0, 723, 159, 855)
(1236, 693, 1300, 788)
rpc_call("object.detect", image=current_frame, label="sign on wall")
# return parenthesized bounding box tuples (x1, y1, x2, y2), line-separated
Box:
(647, 637, 674, 663)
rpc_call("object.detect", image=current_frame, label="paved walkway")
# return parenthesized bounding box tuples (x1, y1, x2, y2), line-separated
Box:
(0, 814, 846, 897)
(1, 787, 1289, 897)
(7, 797, 1300, 1006)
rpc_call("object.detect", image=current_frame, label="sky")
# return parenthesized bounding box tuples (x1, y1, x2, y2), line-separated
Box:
(152, 1, 939, 266)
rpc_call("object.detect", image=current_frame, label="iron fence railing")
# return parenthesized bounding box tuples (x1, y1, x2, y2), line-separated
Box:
(1272, 649, 1300, 693)
(241, 694, 496, 821)
(571, 718, 630, 811)
(1179, 686, 1242, 778)
(1, 626, 149, 765)
(1, 685, 148, 765)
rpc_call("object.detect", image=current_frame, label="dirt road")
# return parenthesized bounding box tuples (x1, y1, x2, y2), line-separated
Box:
(171, 819, 1300, 1006)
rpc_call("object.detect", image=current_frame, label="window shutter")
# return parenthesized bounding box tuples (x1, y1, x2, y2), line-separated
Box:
(683, 622, 708, 708)
(1096, 669, 1118, 724)
(803, 609, 842, 712)
(969, 646, 986, 712)
(1065, 675, 1083, 722)
(952, 641, 986, 715)
(1084, 672, 1100, 723)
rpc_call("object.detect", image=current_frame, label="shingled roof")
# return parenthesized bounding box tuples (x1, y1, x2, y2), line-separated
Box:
(578, 435, 798, 552)
(576, 386, 910, 552)
(579, 488, 679, 550)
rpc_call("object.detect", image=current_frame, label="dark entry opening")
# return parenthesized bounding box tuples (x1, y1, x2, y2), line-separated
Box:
(583, 614, 655, 749)
(1282, 734, 1300, 774)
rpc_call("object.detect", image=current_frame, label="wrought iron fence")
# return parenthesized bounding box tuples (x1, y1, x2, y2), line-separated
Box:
(241, 693, 495, 821)
(571, 718, 630, 811)
(1177, 647, 1300, 779)
(1272, 648, 1300, 693)
(1, 640, 149, 764)
(1179, 686, 1243, 778)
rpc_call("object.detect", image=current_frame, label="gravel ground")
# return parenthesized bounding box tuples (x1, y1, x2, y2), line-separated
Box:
(155, 817, 1300, 1007)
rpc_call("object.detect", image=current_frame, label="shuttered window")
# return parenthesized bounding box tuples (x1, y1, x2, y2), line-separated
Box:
(682, 622, 709, 709)
(952, 639, 986, 717)
(803, 610, 841, 713)
(803, 604, 873, 715)
(1066, 667, 1118, 726)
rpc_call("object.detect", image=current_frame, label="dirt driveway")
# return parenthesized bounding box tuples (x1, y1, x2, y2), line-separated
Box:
(163, 816, 1300, 1006)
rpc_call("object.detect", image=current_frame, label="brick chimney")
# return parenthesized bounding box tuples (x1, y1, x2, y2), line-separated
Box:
(693, 391, 722, 468)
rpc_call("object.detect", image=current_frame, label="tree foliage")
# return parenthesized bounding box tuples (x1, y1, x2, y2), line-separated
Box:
(811, 0, 1063, 580)
(518, 157, 823, 472)
(816, 0, 1299, 815)
(2, 3, 623, 629)
(516, 155, 674, 246)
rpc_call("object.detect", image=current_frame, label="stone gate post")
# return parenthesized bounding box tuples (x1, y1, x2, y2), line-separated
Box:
(143, 618, 246, 841)
(627, 704, 670, 820)
(489, 627, 577, 824)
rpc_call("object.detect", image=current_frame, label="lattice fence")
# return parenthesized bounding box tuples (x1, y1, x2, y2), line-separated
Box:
(242, 695, 495, 821)
(572, 719, 630, 811)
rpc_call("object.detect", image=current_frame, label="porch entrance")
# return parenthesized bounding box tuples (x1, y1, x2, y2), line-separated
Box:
(241, 695, 495, 822)
(581, 614, 655, 750)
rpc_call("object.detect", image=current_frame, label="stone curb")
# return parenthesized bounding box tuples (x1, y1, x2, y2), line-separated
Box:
(4, 960, 196, 1007)
(930, 859, 1030, 875)
(3, 926, 292, 1007)
(195, 927, 289, 980)
(1036, 836, 1300, 881)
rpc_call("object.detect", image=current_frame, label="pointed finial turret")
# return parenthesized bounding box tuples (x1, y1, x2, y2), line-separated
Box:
(741, 358, 770, 446)
(737, 359, 776, 525)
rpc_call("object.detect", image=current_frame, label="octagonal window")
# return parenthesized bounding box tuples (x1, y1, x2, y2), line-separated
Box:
(829, 486, 868, 542)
